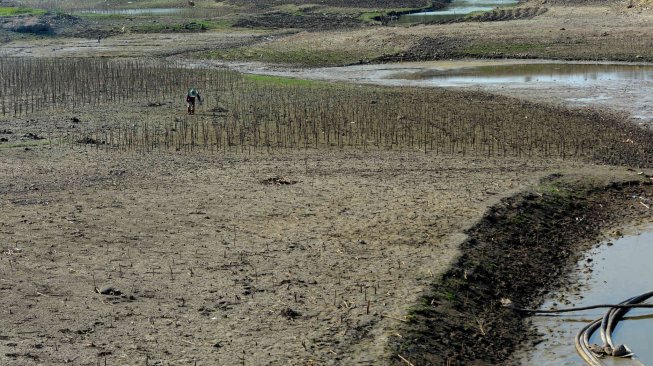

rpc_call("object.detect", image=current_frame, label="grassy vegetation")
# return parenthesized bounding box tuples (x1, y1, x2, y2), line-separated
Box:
(204, 47, 369, 67)
(359, 11, 383, 23)
(270, 4, 308, 16)
(76, 11, 237, 31)
(74, 12, 128, 20)
(458, 35, 652, 62)
(0, 7, 47, 16)
(462, 42, 548, 56)
(129, 21, 209, 33)
(0, 139, 50, 149)
(243, 74, 324, 87)
(358, 8, 418, 23)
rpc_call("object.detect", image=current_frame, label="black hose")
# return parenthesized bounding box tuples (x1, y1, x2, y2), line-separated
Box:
(600, 290, 653, 357)
(574, 318, 602, 366)
(508, 303, 653, 314)
(506, 291, 653, 365)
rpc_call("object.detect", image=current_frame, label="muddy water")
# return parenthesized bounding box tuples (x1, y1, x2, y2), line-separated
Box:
(231, 59, 653, 126)
(513, 224, 653, 365)
(390, 63, 653, 87)
(398, 0, 518, 23)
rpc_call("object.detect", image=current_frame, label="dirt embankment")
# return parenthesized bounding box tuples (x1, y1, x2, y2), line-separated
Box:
(391, 175, 653, 365)
(233, 13, 366, 30)
(225, 0, 431, 8)
(0, 13, 120, 39)
(0, 15, 52, 34)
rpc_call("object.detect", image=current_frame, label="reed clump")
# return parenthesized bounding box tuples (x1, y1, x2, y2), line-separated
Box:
(0, 57, 239, 117)
(3, 57, 652, 167)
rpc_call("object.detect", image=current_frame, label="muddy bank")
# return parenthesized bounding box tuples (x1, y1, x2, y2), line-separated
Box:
(391, 174, 653, 365)
(393, 6, 548, 26)
(222, 59, 653, 126)
(224, 0, 431, 8)
(233, 13, 365, 30)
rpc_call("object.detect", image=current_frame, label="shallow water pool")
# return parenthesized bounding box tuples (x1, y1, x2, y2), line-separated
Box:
(514, 224, 653, 365)
(398, 0, 518, 23)
(389, 63, 653, 87)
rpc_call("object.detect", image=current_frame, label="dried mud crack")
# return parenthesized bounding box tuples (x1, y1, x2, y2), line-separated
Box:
(391, 175, 653, 366)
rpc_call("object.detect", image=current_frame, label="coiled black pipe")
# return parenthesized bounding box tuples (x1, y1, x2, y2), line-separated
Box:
(598, 291, 653, 359)
(506, 290, 653, 365)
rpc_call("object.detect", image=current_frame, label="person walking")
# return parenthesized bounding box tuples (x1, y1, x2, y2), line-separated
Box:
(186, 88, 202, 115)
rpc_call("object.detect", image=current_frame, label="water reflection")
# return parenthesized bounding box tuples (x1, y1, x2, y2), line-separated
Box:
(390, 63, 653, 87)
(514, 224, 653, 365)
(398, 0, 518, 23)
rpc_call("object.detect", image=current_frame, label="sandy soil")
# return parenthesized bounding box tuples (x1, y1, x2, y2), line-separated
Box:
(195, 4, 653, 65)
(0, 97, 567, 365)
(2, 4, 653, 365)
(5, 5, 653, 62)
(0, 140, 565, 365)
(0, 30, 275, 58)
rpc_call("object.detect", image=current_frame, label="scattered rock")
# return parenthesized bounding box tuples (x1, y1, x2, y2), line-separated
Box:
(99, 287, 122, 296)
(261, 176, 298, 185)
(611, 344, 633, 357)
(588, 343, 605, 355)
(77, 137, 96, 144)
(183, 22, 207, 31)
(280, 307, 301, 319)
(22, 132, 43, 140)
(70, 117, 80, 123)
(198, 306, 214, 316)
(77, 136, 98, 144)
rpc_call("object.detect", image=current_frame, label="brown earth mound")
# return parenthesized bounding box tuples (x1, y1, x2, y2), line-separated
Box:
(420, 7, 549, 25)
(226, 0, 430, 9)
(0, 13, 87, 36)
(0, 15, 52, 34)
(467, 7, 549, 22)
(233, 13, 365, 30)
